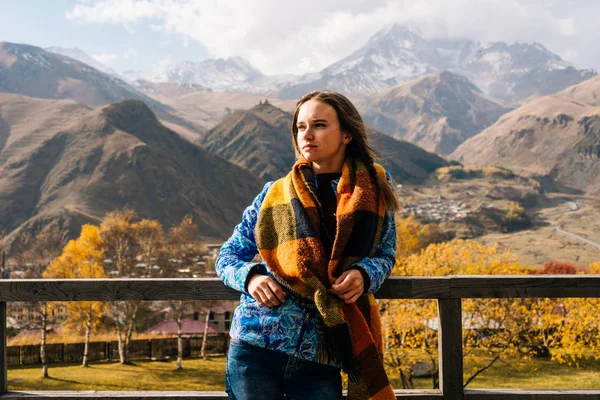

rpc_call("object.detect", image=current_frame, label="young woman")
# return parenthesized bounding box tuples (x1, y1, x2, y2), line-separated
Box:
(216, 90, 399, 400)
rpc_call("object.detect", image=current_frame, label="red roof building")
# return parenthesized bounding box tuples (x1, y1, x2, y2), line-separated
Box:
(145, 320, 220, 336)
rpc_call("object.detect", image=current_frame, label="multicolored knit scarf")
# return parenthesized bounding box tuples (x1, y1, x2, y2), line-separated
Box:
(256, 158, 395, 400)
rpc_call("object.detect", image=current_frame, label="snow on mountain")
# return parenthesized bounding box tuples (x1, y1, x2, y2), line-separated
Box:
(277, 25, 443, 98)
(430, 39, 596, 103)
(166, 57, 261, 88)
(46, 46, 121, 78)
(276, 25, 595, 103)
(123, 24, 595, 104)
(128, 57, 267, 91)
(326, 25, 443, 81)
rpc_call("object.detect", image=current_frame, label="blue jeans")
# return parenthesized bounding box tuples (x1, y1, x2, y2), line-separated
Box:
(226, 338, 342, 400)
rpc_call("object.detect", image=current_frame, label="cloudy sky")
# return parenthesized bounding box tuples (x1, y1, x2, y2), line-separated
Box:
(1, 0, 598, 76)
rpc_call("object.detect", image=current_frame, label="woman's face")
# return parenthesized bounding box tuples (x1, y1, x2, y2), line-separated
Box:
(296, 99, 352, 171)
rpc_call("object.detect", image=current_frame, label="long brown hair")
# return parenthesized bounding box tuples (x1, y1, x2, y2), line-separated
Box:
(291, 90, 400, 212)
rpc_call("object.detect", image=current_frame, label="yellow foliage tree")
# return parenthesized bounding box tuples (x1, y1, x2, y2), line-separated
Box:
(99, 208, 140, 364)
(44, 225, 107, 367)
(385, 239, 560, 388)
(539, 261, 600, 366)
(133, 219, 163, 277)
(100, 208, 137, 276)
(502, 203, 530, 232)
(387, 232, 600, 389)
(395, 216, 447, 259)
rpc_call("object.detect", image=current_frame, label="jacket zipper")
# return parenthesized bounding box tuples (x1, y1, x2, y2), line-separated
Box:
(294, 312, 311, 357)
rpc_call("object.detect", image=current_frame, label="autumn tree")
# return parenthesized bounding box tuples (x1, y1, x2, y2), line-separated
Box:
(133, 219, 164, 277)
(100, 208, 137, 276)
(165, 215, 207, 277)
(528, 261, 600, 366)
(385, 239, 558, 388)
(395, 216, 447, 258)
(164, 215, 209, 370)
(387, 234, 600, 389)
(382, 216, 447, 387)
(100, 208, 141, 364)
(502, 203, 531, 232)
(44, 225, 107, 367)
(10, 223, 67, 378)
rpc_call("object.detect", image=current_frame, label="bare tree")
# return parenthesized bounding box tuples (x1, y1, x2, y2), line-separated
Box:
(109, 301, 139, 365)
(134, 219, 163, 278)
(164, 216, 213, 369)
(11, 223, 67, 378)
(100, 209, 137, 276)
(167, 300, 194, 371)
(100, 209, 143, 364)
(200, 300, 213, 359)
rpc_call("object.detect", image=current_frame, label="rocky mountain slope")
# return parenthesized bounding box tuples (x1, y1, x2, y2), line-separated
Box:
(450, 75, 600, 194)
(0, 94, 263, 245)
(198, 103, 448, 183)
(0, 42, 205, 142)
(358, 71, 510, 154)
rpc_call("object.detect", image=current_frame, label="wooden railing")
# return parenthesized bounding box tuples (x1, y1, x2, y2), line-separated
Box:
(0, 276, 599, 399)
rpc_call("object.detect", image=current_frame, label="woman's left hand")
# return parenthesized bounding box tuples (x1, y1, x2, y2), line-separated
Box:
(330, 269, 364, 304)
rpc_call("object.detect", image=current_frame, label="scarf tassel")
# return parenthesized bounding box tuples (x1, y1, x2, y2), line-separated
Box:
(325, 323, 361, 382)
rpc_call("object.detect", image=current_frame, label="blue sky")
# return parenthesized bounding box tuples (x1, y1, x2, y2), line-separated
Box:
(0, 0, 209, 73)
(1, 0, 598, 76)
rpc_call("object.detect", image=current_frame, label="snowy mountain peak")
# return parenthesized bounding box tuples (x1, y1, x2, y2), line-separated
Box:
(222, 56, 263, 77)
(2, 42, 52, 69)
(367, 24, 418, 46)
(363, 24, 439, 59)
(135, 56, 265, 91)
(115, 24, 594, 105)
(45, 46, 120, 77)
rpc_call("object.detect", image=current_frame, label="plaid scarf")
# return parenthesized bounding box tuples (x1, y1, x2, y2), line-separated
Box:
(256, 158, 395, 400)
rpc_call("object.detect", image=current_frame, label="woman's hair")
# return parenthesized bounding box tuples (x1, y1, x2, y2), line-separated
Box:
(291, 90, 400, 212)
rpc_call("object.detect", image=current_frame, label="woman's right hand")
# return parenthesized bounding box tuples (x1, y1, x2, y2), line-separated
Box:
(247, 275, 286, 307)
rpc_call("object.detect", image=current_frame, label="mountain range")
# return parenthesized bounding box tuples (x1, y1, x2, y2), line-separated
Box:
(127, 24, 595, 106)
(46, 46, 121, 78)
(3, 26, 600, 249)
(451, 74, 600, 195)
(198, 103, 448, 183)
(358, 71, 511, 154)
(0, 93, 263, 246)
(0, 42, 205, 142)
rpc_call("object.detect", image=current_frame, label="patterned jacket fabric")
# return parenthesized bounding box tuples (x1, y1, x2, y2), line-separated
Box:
(215, 173, 396, 367)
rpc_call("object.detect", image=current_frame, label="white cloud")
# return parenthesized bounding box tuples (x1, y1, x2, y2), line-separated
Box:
(297, 57, 317, 74)
(123, 48, 138, 59)
(92, 52, 119, 63)
(66, 0, 159, 23)
(66, 0, 600, 74)
(92, 49, 138, 64)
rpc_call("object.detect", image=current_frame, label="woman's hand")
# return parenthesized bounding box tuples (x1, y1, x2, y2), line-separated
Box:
(248, 275, 286, 307)
(330, 269, 365, 304)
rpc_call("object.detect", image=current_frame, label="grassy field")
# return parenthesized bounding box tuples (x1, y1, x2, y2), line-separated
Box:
(464, 356, 600, 390)
(389, 355, 600, 390)
(8, 357, 227, 391)
(8, 355, 600, 391)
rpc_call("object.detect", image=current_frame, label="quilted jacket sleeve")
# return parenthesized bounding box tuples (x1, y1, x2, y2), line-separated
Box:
(215, 182, 273, 294)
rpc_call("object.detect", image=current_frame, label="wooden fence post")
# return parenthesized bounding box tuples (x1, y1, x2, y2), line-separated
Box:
(438, 298, 464, 400)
